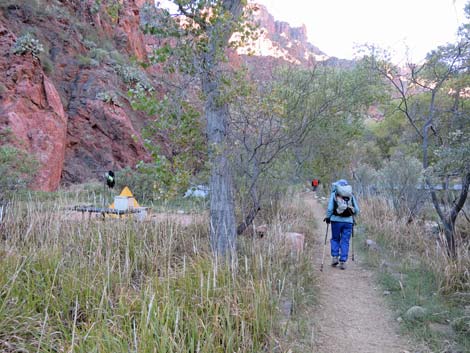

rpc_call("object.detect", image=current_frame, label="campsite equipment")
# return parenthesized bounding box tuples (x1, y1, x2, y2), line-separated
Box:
(70, 186, 147, 220)
(320, 222, 329, 271)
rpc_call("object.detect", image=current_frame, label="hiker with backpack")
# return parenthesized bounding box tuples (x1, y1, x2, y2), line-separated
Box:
(323, 179, 359, 270)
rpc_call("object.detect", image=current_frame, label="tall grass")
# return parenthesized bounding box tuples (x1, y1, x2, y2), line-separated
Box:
(359, 196, 470, 352)
(0, 190, 317, 352)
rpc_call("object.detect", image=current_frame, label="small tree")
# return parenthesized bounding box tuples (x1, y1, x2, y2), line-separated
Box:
(137, 0, 246, 258)
(377, 153, 426, 221)
(365, 7, 470, 255)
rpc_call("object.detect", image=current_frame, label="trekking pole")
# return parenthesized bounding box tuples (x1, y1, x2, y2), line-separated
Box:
(351, 220, 355, 261)
(320, 223, 329, 271)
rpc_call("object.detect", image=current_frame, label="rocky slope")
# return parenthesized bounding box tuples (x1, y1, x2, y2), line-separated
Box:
(0, 0, 330, 191)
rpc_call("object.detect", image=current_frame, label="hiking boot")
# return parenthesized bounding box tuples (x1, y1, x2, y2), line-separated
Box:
(331, 256, 339, 266)
(340, 261, 346, 270)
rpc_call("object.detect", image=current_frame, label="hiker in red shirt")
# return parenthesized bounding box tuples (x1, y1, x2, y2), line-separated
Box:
(312, 178, 319, 191)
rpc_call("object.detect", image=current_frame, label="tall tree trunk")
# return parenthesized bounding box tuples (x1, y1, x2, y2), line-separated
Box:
(202, 0, 243, 257)
(206, 102, 236, 257)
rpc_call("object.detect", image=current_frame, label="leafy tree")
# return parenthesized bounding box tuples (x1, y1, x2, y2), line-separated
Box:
(364, 5, 470, 255)
(137, 0, 246, 257)
(285, 61, 388, 187)
(136, 2, 387, 254)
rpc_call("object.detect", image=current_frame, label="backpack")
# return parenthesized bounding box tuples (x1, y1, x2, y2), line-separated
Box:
(332, 183, 355, 217)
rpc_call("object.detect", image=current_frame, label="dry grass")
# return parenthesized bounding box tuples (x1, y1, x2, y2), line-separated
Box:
(0, 189, 319, 352)
(360, 195, 470, 352)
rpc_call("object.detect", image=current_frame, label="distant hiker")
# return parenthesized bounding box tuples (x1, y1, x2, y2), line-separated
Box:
(323, 179, 359, 270)
(311, 178, 320, 191)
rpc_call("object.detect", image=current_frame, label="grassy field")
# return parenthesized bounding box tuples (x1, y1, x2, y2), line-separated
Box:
(0, 188, 318, 353)
(358, 197, 470, 353)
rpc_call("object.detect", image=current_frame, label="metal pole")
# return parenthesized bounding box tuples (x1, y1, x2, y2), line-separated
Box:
(320, 223, 329, 272)
(351, 221, 355, 261)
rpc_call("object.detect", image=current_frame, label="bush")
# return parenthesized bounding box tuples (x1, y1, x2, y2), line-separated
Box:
(115, 64, 153, 91)
(377, 153, 426, 220)
(96, 91, 121, 106)
(12, 33, 44, 58)
(0, 134, 38, 203)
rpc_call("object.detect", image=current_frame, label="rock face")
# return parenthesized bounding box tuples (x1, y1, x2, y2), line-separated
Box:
(0, 1, 333, 190)
(63, 67, 149, 184)
(0, 24, 67, 191)
(0, 1, 150, 190)
(236, 4, 328, 66)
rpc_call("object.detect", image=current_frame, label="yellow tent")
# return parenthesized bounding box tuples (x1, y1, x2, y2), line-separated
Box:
(109, 186, 140, 209)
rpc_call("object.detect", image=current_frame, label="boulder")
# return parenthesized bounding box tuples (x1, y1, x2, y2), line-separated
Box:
(284, 232, 305, 254)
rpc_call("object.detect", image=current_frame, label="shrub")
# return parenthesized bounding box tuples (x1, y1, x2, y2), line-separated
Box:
(377, 153, 426, 220)
(96, 91, 121, 106)
(0, 130, 38, 203)
(12, 33, 44, 59)
(115, 64, 153, 91)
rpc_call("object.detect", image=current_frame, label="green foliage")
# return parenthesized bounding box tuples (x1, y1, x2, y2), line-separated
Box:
(0, 130, 38, 202)
(377, 153, 426, 219)
(95, 91, 121, 106)
(129, 91, 206, 200)
(432, 128, 470, 177)
(115, 64, 153, 91)
(76, 54, 99, 68)
(273, 64, 382, 183)
(116, 161, 192, 202)
(12, 32, 44, 58)
(89, 47, 110, 63)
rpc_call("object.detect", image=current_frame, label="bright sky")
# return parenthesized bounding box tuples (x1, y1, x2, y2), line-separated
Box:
(251, 0, 467, 63)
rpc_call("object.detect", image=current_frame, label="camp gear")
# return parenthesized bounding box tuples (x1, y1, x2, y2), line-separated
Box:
(333, 181, 355, 217)
(336, 183, 352, 197)
(320, 222, 329, 272)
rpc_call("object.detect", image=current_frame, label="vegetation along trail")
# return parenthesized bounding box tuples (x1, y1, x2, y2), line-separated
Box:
(305, 193, 412, 353)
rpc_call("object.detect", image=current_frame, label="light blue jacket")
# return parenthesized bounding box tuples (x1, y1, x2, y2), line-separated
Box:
(326, 192, 360, 223)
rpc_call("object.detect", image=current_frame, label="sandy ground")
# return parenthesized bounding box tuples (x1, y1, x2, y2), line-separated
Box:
(306, 193, 413, 353)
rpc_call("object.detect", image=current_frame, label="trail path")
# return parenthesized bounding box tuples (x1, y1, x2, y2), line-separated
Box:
(305, 193, 412, 353)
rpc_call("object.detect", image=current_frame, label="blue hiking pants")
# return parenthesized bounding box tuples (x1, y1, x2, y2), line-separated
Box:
(330, 221, 353, 262)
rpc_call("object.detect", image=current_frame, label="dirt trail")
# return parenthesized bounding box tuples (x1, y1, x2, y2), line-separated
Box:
(305, 193, 412, 353)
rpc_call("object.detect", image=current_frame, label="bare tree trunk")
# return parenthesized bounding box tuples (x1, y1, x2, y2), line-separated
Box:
(200, 0, 242, 258)
(206, 102, 236, 257)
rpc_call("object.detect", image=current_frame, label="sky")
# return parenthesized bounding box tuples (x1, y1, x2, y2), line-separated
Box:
(251, 0, 468, 63)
